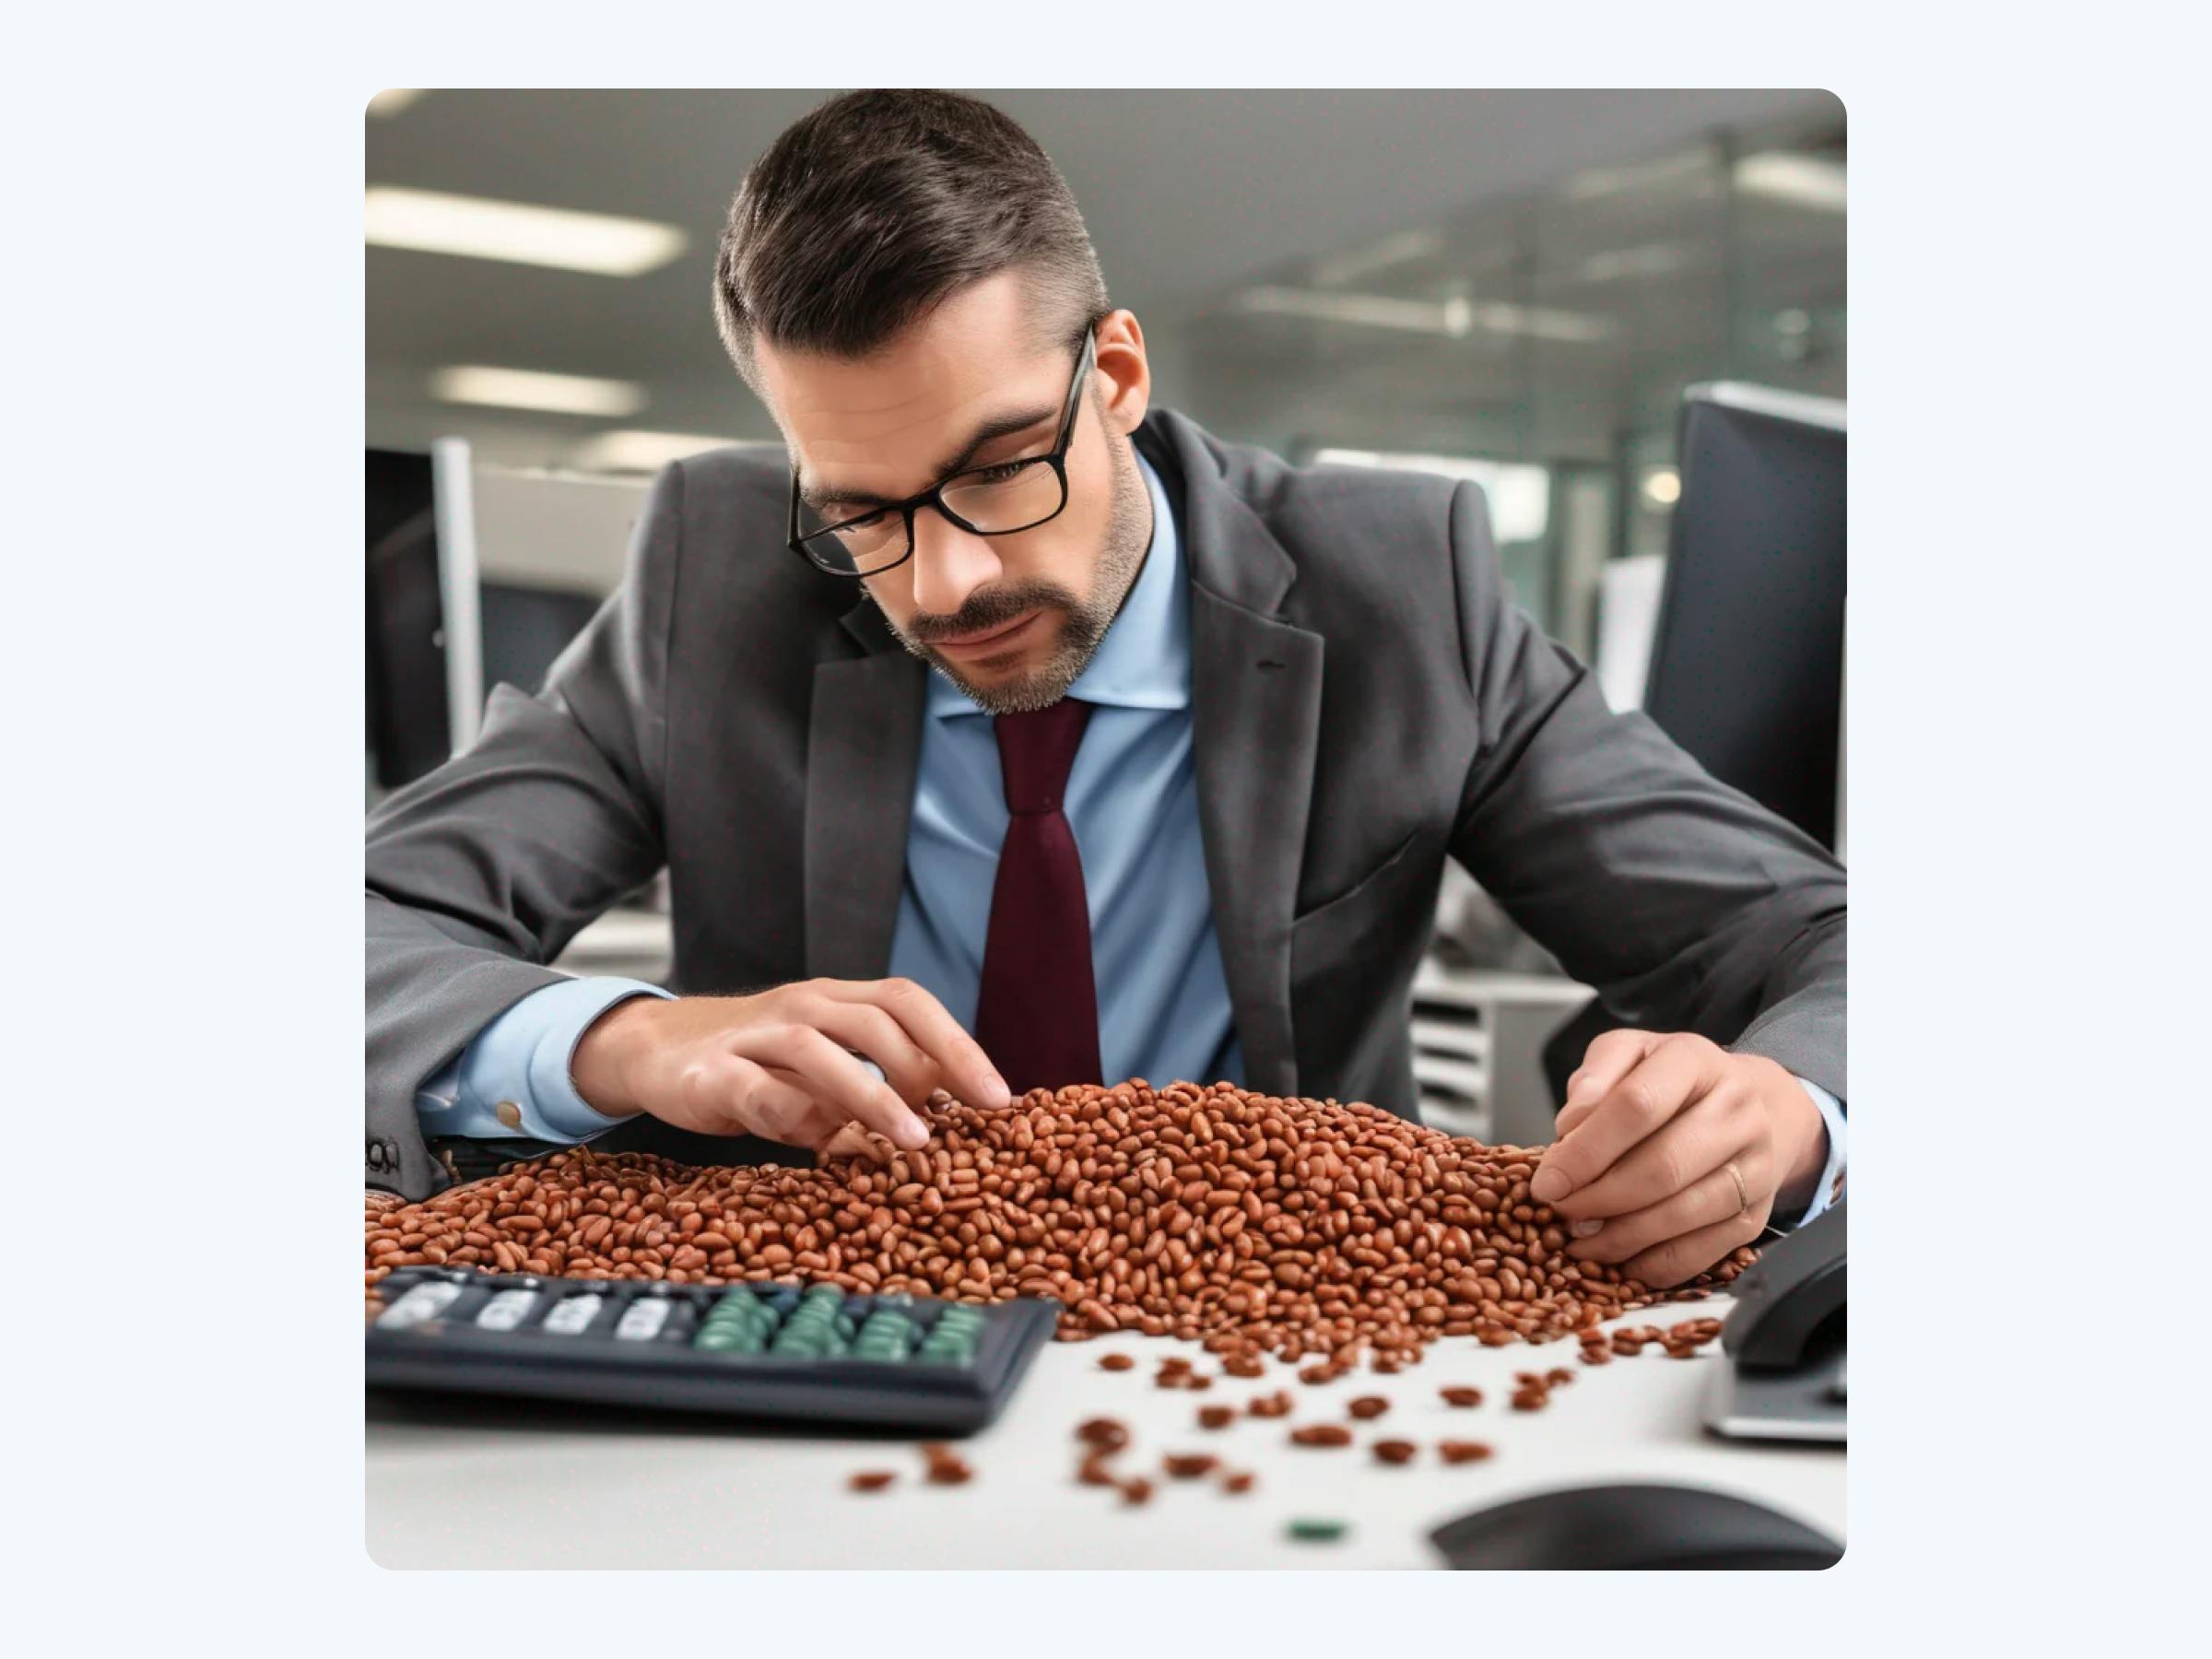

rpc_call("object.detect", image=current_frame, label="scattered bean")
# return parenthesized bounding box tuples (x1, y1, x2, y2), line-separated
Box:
(920, 1442, 974, 1485)
(1076, 1454, 1118, 1487)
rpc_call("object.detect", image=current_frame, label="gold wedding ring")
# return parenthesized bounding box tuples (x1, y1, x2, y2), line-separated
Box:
(1724, 1160, 1750, 1218)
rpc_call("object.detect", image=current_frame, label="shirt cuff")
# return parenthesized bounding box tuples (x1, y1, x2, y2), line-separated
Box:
(1777, 1076, 1847, 1231)
(413, 976, 675, 1145)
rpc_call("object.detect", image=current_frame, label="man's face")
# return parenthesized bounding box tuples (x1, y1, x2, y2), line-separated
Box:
(757, 270, 1153, 713)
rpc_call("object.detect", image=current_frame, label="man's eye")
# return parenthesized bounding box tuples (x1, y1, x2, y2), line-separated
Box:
(967, 460, 1032, 486)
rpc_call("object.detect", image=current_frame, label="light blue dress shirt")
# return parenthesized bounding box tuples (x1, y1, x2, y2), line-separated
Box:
(884, 448, 1242, 1088)
(414, 448, 1843, 1230)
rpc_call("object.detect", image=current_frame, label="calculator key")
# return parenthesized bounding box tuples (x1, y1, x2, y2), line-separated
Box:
(615, 1298, 673, 1341)
(476, 1288, 540, 1332)
(540, 1294, 605, 1335)
(378, 1280, 464, 1329)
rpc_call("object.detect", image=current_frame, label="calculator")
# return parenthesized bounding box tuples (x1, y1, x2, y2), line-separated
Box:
(367, 1267, 1060, 1433)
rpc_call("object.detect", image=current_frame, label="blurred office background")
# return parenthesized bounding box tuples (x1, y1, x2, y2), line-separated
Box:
(367, 88, 1845, 1138)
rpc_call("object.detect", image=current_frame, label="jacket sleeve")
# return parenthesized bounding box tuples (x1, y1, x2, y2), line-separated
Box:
(1441, 478, 1846, 1103)
(364, 459, 685, 1199)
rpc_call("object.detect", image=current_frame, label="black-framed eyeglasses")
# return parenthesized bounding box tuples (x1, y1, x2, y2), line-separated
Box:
(785, 325, 1098, 578)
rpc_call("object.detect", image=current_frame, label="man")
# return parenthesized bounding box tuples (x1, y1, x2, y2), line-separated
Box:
(367, 88, 1846, 1289)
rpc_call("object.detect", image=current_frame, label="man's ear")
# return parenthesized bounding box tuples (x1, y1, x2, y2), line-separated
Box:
(1094, 309, 1151, 437)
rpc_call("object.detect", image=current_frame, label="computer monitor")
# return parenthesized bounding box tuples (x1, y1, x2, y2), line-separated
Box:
(366, 447, 450, 790)
(1643, 382, 1846, 852)
(479, 581, 605, 704)
(368, 441, 615, 794)
(366, 438, 487, 792)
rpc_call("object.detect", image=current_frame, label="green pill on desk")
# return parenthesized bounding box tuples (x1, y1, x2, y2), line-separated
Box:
(1287, 1519, 1350, 1543)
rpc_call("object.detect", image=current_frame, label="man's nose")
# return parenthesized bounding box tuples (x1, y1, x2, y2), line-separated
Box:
(908, 506, 1004, 618)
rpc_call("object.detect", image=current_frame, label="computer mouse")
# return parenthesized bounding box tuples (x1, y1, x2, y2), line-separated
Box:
(1430, 1482, 1842, 1570)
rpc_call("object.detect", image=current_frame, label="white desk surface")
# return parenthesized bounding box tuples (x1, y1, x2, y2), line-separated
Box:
(366, 1296, 1842, 1569)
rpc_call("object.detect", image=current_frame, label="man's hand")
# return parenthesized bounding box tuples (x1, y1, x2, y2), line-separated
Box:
(571, 978, 1011, 1153)
(1530, 1030, 1827, 1288)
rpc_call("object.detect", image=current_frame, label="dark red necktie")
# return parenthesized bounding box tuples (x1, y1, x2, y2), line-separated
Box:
(973, 698, 1102, 1095)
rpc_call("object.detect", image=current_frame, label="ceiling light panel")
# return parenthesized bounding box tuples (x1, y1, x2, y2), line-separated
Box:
(365, 186, 688, 276)
(1238, 286, 1614, 344)
(430, 365, 647, 418)
(1733, 152, 1847, 213)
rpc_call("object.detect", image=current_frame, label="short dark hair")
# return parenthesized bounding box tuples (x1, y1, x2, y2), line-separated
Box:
(712, 89, 1110, 398)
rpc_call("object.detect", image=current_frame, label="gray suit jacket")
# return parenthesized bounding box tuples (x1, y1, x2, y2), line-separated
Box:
(366, 406, 1846, 1200)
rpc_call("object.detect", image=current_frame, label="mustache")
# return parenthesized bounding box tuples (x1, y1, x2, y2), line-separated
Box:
(902, 582, 1072, 644)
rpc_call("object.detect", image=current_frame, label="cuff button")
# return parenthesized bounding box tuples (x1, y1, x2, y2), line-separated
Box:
(495, 1100, 524, 1130)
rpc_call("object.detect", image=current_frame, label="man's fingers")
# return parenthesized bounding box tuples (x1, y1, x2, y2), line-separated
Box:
(824, 977, 1011, 1112)
(1532, 1034, 1725, 1206)
(780, 1098, 849, 1151)
(1618, 1200, 1772, 1289)
(1548, 1088, 1758, 1223)
(740, 1023, 930, 1148)
(1565, 1029, 1661, 1107)
(805, 997, 943, 1108)
(1552, 1029, 1659, 1139)
(678, 1053, 812, 1138)
(1564, 1138, 1774, 1265)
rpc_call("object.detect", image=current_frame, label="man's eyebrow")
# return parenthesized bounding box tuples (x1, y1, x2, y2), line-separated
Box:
(798, 404, 1060, 512)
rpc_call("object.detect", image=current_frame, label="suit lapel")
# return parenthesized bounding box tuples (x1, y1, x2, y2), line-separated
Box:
(805, 603, 925, 982)
(1139, 413, 1324, 1096)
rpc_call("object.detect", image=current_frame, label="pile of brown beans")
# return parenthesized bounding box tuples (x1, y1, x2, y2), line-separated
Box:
(364, 1079, 1757, 1359)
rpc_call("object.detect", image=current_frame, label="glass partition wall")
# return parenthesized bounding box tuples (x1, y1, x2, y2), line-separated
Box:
(1147, 108, 1845, 660)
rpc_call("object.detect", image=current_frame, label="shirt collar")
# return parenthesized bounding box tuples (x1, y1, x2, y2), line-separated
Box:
(926, 446, 1189, 719)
